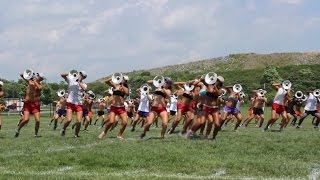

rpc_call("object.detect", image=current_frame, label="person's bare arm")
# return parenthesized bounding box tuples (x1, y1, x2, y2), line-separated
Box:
(272, 83, 280, 90)
(33, 80, 43, 90)
(225, 85, 233, 93)
(0, 90, 4, 98)
(61, 73, 68, 82)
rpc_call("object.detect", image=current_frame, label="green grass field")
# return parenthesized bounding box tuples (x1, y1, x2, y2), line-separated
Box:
(0, 107, 319, 180)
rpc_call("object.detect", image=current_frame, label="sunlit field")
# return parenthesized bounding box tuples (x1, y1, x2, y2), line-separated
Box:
(0, 107, 319, 179)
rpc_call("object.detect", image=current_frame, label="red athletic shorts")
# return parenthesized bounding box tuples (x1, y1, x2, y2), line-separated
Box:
(202, 105, 219, 114)
(177, 103, 192, 113)
(66, 103, 83, 112)
(110, 106, 126, 115)
(89, 109, 93, 119)
(191, 100, 198, 110)
(272, 103, 285, 114)
(23, 100, 40, 114)
(151, 106, 167, 114)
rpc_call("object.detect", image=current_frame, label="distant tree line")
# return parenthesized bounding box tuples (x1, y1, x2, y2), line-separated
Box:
(0, 64, 319, 107)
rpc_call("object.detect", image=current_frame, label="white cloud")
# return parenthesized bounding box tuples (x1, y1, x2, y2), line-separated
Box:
(0, 0, 318, 82)
(272, 0, 304, 5)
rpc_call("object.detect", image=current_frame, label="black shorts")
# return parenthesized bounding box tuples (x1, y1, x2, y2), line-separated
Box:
(127, 112, 133, 118)
(97, 111, 105, 116)
(253, 107, 264, 115)
(305, 110, 317, 116)
(170, 110, 176, 116)
(285, 106, 295, 115)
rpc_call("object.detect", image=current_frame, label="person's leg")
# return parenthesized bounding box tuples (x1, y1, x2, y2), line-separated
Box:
(168, 109, 183, 134)
(34, 112, 40, 136)
(234, 113, 242, 131)
(15, 111, 30, 137)
(118, 113, 128, 138)
(99, 112, 116, 139)
(159, 111, 169, 138)
(140, 112, 156, 138)
(263, 110, 279, 131)
(61, 109, 73, 136)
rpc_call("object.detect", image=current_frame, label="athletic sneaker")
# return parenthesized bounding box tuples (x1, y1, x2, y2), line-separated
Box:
(140, 133, 146, 139)
(98, 132, 106, 139)
(74, 134, 80, 138)
(60, 129, 65, 137)
(117, 136, 124, 140)
(185, 130, 194, 139)
(13, 131, 19, 138)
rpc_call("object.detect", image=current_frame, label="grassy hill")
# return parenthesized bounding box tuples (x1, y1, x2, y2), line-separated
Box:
(96, 52, 320, 82)
(91, 52, 320, 103)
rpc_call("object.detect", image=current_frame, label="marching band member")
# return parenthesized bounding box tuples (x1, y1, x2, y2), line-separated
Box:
(140, 77, 172, 139)
(126, 99, 135, 123)
(52, 93, 67, 131)
(290, 97, 304, 125)
(186, 75, 225, 140)
(243, 90, 267, 128)
(100, 91, 114, 128)
(94, 98, 106, 126)
(167, 82, 192, 134)
(296, 90, 320, 128)
(99, 74, 129, 140)
(83, 91, 94, 131)
(220, 84, 243, 132)
(60, 70, 87, 138)
(168, 93, 178, 121)
(0, 81, 4, 130)
(82, 91, 93, 131)
(262, 82, 290, 132)
(14, 71, 44, 137)
(131, 86, 152, 132)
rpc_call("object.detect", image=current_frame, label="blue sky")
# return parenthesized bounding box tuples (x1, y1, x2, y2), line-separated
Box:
(0, 0, 319, 82)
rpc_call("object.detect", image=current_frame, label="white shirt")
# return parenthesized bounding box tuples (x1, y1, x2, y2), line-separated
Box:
(169, 96, 178, 112)
(138, 92, 150, 112)
(66, 76, 87, 105)
(273, 87, 287, 105)
(304, 93, 317, 111)
(236, 100, 241, 109)
(124, 102, 129, 111)
(166, 103, 170, 112)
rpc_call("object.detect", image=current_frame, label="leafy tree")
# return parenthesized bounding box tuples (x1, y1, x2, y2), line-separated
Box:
(261, 66, 282, 84)
(40, 84, 52, 105)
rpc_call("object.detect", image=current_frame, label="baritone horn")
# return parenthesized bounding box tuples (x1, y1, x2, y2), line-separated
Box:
(257, 89, 267, 97)
(68, 69, 79, 81)
(219, 88, 226, 97)
(23, 68, 35, 80)
(239, 91, 245, 98)
(204, 72, 217, 85)
(183, 83, 194, 92)
(301, 94, 308, 102)
(153, 76, 165, 88)
(294, 91, 304, 99)
(233, 84, 243, 93)
(140, 84, 150, 94)
(282, 80, 292, 90)
(57, 89, 66, 97)
(88, 91, 96, 99)
(111, 73, 123, 84)
(313, 89, 320, 97)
